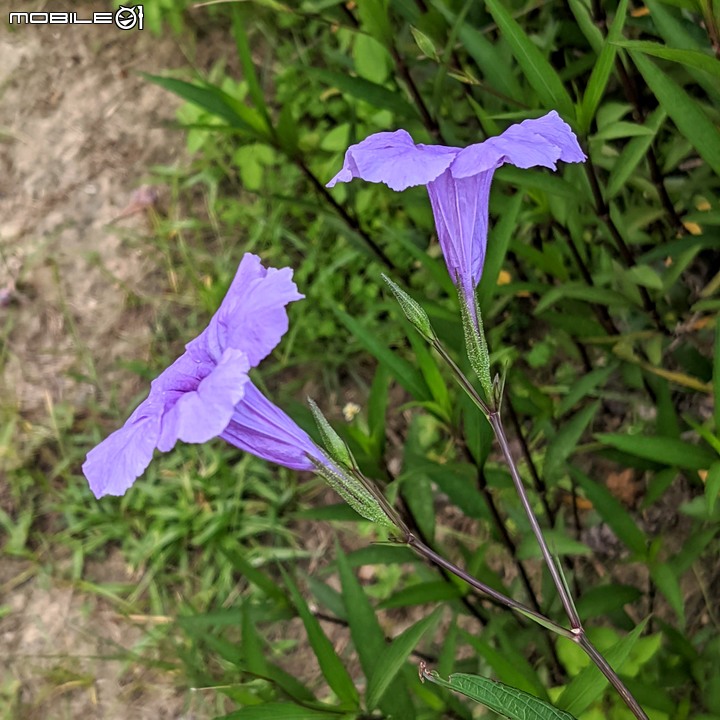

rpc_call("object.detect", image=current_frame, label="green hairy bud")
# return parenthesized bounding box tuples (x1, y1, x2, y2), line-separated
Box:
(382, 274, 434, 341)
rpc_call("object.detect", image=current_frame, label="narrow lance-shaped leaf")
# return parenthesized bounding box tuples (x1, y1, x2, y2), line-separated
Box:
(557, 619, 648, 716)
(706, 461, 720, 515)
(334, 307, 430, 401)
(629, 50, 720, 178)
(579, 0, 629, 132)
(616, 40, 720, 80)
(308, 68, 418, 119)
(715, 317, 720, 433)
(569, 465, 648, 556)
(230, 6, 272, 128)
(142, 73, 271, 140)
(335, 546, 416, 719)
(366, 608, 442, 709)
(606, 107, 666, 199)
(477, 191, 524, 311)
(281, 570, 360, 707)
(595, 432, 716, 470)
(543, 401, 600, 483)
(483, 0, 575, 116)
(423, 670, 579, 720)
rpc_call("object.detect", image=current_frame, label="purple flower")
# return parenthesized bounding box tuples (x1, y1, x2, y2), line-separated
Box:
(220, 382, 318, 472)
(83, 253, 308, 498)
(327, 111, 586, 319)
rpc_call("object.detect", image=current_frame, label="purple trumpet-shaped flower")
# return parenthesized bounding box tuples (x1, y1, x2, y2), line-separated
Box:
(328, 111, 586, 318)
(220, 382, 318, 472)
(83, 253, 310, 498)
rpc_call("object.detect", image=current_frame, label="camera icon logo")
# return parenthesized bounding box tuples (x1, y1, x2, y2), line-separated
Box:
(115, 5, 143, 30)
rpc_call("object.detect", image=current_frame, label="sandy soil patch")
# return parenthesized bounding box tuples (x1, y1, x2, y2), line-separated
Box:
(0, 7, 204, 718)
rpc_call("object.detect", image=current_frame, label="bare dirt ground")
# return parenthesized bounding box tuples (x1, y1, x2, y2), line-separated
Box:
(0, 6, 207, 718)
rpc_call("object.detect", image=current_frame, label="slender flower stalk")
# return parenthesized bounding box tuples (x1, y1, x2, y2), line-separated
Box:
(434, 336, 650, 720)
(488, 411, 582, 629)
(405, 534, 573, 640)
(382, 277, 650, 720)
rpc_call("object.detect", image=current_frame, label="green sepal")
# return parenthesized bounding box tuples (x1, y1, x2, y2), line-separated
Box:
(309, 457, 397, 530)
(307, 398, 354, 469)
(458, 289, 493, 403)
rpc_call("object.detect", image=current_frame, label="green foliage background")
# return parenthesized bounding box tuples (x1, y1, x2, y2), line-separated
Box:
(6, 0, 720, 718)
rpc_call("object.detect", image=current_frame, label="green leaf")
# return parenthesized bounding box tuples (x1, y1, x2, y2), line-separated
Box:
(569, 466, 648, 556)
(230, 6, 272, 128)
(335, 551, 385, 670)
(496, 165, 579, 199)
(715, 318, 720, 433)
(669, 527, 718, 574)
(366, 608, 441, 709)
(308, 68, 418, 118)
(424, 671, 578, 720)
(216, 703, 342, 720)
(218, 547, 287, 603)
(535, 283, 634, 313)
(557, 619, 648, 716)
(606, 102, 667, 199)
(143, 74, 270, 139)
(650, 563, 686, 627)
(517, 532, 592, 559)
(367, 364, 390, 458)
(705, 461, 720, 515)
(335, 546, 414, 718)
(625, 264, 664, 290)
(576, 584, 643, 620)
(422, 461, 490, 520)
(483, 0, 574, 116)
(616, 40, 720, 80)
(379, 581, 465, 609)
(282, 570, 359, 706)
(557, 365, 615, 416)
(356, 0, 393, 45)
(567, 0, 604, 53)
(431, 0, 523, 102)
(643, 0, 720, 100)
(595, 433, 716, 471)
(543, 401, 600, 483)
(580, 0, 629, 133)
(334, 307, 429, 401)
(400, 468, 436, 541)
(460, 631, 549, 699)
(406, 326, 450, 420)
(354, 33, 391, 83)
(477, 191, 524, 311)
(233, 620, 316, 704)
(629, 50, 720, 178)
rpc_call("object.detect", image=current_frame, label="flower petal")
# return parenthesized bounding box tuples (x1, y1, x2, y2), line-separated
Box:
(451, 111, 586, 178)
(196, 253, 304, 367)
(327, 129, 459, 191)
(82, 399, 161, 498)
(157, 348, 250, 451)
(221, 382, 319, 471)
(427, 169, 493, 294)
